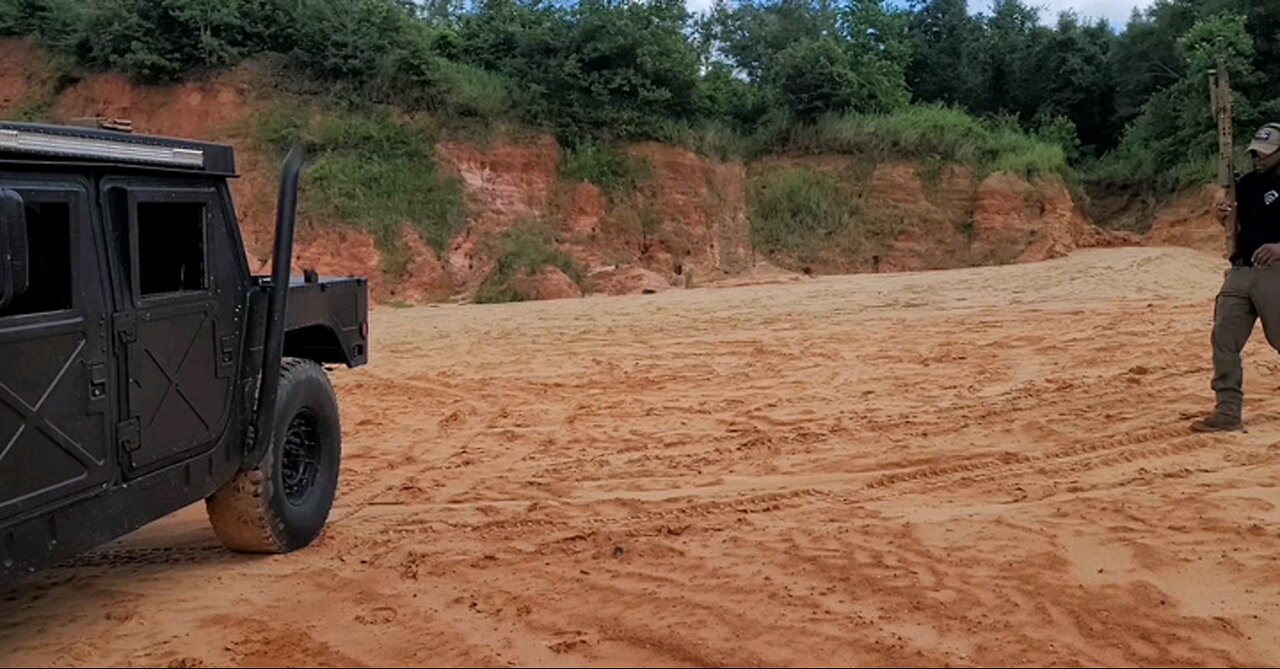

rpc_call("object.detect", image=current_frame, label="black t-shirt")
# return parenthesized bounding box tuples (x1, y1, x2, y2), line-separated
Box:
(1232, 169, 1280, 265)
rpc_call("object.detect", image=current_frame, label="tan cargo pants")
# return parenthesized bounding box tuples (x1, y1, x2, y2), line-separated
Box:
(1211, 263, 1280, 418)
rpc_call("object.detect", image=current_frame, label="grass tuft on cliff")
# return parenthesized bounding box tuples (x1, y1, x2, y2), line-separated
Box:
(258, 104, 465, 278)
(474, 220, 583, 304)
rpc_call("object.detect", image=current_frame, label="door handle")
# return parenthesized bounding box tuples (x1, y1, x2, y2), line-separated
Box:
(87, 361, 109, 416)
(88, 362, 107, 402)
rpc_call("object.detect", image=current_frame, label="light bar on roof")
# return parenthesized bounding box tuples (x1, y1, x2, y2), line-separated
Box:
(0, 128, 205, 168)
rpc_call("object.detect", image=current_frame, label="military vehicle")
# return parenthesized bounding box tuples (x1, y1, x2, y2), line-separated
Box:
(0, 120, 368, 584)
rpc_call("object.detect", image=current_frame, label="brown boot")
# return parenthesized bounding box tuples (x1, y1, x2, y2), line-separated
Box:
(1190, 412, 1243, 433)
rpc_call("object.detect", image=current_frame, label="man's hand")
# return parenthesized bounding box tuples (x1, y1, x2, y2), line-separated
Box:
(1253, 243, 1280, 266)
(1217, 201, 1234, 226)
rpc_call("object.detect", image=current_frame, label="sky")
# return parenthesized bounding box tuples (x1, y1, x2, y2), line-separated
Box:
(973, 0, 1153, 26)
(683, 0, 1156, 28)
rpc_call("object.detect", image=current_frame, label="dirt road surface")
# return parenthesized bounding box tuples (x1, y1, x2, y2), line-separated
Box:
(4, 246, 1280, 667)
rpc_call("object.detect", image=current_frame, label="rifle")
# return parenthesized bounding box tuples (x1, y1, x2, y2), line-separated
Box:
(1209, 57, 1238, 261)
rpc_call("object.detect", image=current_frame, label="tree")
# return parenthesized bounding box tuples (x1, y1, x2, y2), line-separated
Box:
(768, 37, 858, 121)
(904, 0, 975, 107)
(697, 62, 768, 131)
(1031, 12, 1117, 155)
(762, 0, 907, 122)
(839, 0, 911, 109)
(968, 0, 1049, 120)
(1108, 0, 1201, 128)
(1097, 10, 1257, 191)
(698, 0, 841, 82)
(558, 0, 702, 136)
(70, 0, 252, 82)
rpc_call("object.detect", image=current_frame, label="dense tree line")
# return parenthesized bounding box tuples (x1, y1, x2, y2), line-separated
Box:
(900, 0, 1279, 190)
(1, 0, 1277, 192)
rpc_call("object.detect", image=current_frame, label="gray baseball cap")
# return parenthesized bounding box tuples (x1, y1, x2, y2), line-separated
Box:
(1248, 123, 1280, 156)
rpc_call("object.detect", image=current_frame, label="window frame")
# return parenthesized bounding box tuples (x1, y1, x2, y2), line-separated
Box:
(124, 187, 216, 307)
(0, 178, 85, 326)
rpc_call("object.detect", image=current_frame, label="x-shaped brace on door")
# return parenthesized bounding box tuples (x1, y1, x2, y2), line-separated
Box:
(142, 312, 212, 432)
(0, 339, 101, 468)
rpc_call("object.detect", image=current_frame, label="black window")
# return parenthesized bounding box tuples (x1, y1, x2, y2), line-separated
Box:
(0, 200, 72, 318)
(137, 201, 206, 296)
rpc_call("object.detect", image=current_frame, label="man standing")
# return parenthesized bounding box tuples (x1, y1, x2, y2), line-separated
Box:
(1193, 122, 1280, 432)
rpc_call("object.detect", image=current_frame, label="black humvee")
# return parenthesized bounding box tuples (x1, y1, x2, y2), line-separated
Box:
(0, 120, 368, 585)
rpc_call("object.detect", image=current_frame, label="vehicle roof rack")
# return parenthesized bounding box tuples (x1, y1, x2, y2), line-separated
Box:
(0, 121, 236, 175)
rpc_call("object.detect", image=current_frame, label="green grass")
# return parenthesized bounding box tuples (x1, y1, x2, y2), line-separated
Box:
(4, 97, 53, 122)
(914, 155, 946, 189)
(257, 104, 465, 278)
(987, 135, 1069, 179)
(652, 119, 753, 161)
(436, 60, 520, 122)
(749, 166, 895, 267)
(473, 220, 583, 304)
(559, 141, 648, 195)
(779, 105, 1072, 181)
(1086, 152, 1215, 196)
(0, 52, 75, 123)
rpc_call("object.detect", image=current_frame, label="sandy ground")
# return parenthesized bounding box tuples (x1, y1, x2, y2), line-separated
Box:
(4, 246, 1280, 667)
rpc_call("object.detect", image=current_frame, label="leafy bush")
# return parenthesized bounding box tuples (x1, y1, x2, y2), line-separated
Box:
(768, 36, 908, 123)
(456, 0, 701, 139)
(68, 0, 250, 82)
(559, 141, 646, 194)
(473, 221, 582, 303)
(435, 59, 521, 122)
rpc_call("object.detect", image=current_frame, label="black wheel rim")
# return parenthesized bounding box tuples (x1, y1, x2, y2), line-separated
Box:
(281, 410, 321, 505)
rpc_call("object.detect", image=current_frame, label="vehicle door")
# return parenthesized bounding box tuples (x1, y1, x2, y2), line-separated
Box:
(101, 180, 243, 475)
(0, 174, 114, 521)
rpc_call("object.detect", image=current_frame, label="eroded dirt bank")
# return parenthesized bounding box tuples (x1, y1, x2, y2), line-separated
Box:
(0, 37, 1131, 304)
